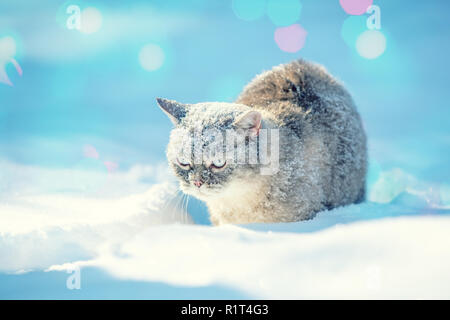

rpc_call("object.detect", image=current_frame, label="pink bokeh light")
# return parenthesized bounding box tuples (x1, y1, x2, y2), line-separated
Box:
(0, 58, 23, 86)
(104, 161, 119, 173)
(83, 144, 100, 159)
(339, 0, 373, 15)
(10, 58, 22, 76)
(274, 24, 307, 53)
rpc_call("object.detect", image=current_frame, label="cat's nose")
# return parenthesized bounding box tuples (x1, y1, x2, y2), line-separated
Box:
(193, 180, 203, 188)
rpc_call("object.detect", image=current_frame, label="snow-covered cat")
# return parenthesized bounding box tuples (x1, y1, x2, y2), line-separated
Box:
(156, 59, 367, 225)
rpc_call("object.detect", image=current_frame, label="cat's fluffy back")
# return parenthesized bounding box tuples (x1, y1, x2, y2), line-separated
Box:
(236, 59, 352, 111)
(237, 59, 367, 207)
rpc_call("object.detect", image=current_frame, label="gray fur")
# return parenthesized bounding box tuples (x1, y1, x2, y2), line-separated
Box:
(156, 59, 367, 225)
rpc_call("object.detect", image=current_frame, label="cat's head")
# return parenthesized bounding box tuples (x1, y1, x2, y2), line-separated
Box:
(156, 98, 264, 200)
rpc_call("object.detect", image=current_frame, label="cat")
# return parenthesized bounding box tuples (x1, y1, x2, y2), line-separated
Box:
(156, 59, 367, 225)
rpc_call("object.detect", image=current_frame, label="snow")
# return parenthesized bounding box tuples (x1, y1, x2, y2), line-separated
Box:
(1, 159, 449, 299)
(47, 217, 450, 299)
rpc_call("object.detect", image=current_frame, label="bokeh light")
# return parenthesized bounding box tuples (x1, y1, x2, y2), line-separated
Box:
(0, 36, 16, 60)
(0, 68, 11, 86)
(274, 24, 307, 53)
(267, 0, 302, 27)
(232, 0, 266, 21)
(356, 30, 386, 59)
(83, 144, 100, 159)
(339, 0, 373, 15)
(0, 36, 22, 86)
(139, 44, 165, 71)
(80, 7, 103, 34)
(341, 15, 367, 48)
(104, 161, 119, 173)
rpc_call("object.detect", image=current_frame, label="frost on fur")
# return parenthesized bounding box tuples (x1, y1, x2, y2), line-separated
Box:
(157, 59, 367, 225)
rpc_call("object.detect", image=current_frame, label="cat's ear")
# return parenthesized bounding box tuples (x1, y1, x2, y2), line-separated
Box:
(156, 98, 187, 125)
(233, 110, 262, 138)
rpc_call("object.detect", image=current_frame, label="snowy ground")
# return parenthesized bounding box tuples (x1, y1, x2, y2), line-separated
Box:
(1, 158, 449, 299)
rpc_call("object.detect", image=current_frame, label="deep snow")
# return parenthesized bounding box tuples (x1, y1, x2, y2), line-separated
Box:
(0, 159, 449, 299)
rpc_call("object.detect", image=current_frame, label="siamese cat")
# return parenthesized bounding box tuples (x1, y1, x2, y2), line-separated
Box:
(156, 59, 367, 225)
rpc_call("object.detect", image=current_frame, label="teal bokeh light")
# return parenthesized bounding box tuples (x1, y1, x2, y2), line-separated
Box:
(267, 0, 302, 27)
(341, 15, 367, 48)
(232, 0, 266, 21)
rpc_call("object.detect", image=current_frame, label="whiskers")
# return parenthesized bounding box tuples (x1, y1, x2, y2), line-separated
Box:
(161, 189, 192, 224)
(182, 192, 190, 224)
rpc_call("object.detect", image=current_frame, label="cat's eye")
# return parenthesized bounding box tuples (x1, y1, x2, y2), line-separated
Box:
(176, 157, 191, 169)
(211, 158, 227, 170)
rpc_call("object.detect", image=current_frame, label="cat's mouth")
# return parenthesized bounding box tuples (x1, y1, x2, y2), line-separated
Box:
(181, 182, 221, 199)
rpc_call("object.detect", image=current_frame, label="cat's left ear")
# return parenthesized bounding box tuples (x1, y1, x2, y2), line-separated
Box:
(233, 110, 262, 138)
(156, 98, 187, 125)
